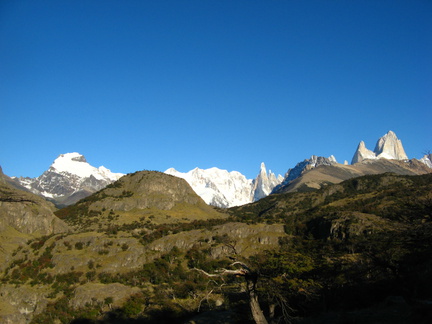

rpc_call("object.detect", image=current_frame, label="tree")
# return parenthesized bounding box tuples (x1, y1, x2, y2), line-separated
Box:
(193, 260, 268, 324)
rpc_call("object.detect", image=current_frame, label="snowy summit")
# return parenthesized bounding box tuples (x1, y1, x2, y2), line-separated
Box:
(51, 153, 123, 181)
(165, 164, 283, 208)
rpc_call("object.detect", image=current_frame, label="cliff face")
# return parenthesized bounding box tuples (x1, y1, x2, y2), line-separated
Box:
(351, 131, 408, 164)
(0, 170, 70, 302)
(0, 180, 69, 236)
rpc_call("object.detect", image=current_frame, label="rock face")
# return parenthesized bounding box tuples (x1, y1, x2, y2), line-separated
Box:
(13, 153, 124, 207)
(351, 141, 377, 164)
(0, 168, 70, 274)
(252, 163, 284, 201)
(0, 171, 69, 235)
(272, 155, 338, 193)
(165, 163, 283, 208)
(374, 131, 408, 160)
(351, 131, 408, 164)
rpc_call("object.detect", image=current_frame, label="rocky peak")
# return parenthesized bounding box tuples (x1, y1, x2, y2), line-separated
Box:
(251, 163, 282, 202)
(373, 131, 408, 160)
(351, 141, 376, 164)
(272, 155, 338, 193)
(351, 131, 408, 164)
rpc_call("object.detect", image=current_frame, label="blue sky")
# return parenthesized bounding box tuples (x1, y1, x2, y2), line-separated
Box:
(1, 0, 431, 179)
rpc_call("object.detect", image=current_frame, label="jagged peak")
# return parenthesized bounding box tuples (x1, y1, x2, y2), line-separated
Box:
(374, 130, 408, 160)
(259, 162, 267, 175)
(357, 140, 367, 149)
(351, 131, 408, 164)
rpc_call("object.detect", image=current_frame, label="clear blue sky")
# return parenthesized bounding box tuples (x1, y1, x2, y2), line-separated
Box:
(1, 0, 431, 179)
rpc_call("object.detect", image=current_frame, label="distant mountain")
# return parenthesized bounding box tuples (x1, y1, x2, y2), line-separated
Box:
(13, 153, 124, 207)
(251, 162, 284, 201)
(272, 155, 338, 193)
(420, 153, 432, 168)
(274, 131, 431, 194)
(6, 130, 431, 209)
(351, 130, 408, 164)
(165, 163, 283, 208)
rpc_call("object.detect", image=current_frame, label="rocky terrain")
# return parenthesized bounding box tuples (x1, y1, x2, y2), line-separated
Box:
(0, 168, 69, 272)
(0, 169, 431, 323)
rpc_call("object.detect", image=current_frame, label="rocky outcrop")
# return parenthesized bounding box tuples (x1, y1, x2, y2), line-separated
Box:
(0, 170, 70, 273)
(0, 285, 50, 323)
(50, 233, 148, 274)
(0, 180, 69, 235)
(147, 222, 287, 258)
(69, 283, 141, 309)
(307, 212, 393, 240)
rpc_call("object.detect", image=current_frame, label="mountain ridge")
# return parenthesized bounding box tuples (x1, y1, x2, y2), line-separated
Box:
(165, 162, 283, 208)
(7, 130, 432, 209)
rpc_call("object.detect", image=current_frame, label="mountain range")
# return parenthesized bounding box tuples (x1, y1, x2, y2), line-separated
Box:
(8, 131, 432, 208)
(1, 160, 431, 323)
(165, 163, 283, 208)
(0, 131, 432, 323)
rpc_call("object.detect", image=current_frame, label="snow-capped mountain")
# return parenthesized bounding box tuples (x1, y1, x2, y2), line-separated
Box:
(14, 153, 123, 206)
(351, 131, 408, 164)
(165, 163, 283, 208)
(252, 162, 284, 201)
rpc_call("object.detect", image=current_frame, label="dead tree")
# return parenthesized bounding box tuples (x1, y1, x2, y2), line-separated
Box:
(193, 261, 268, 324)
